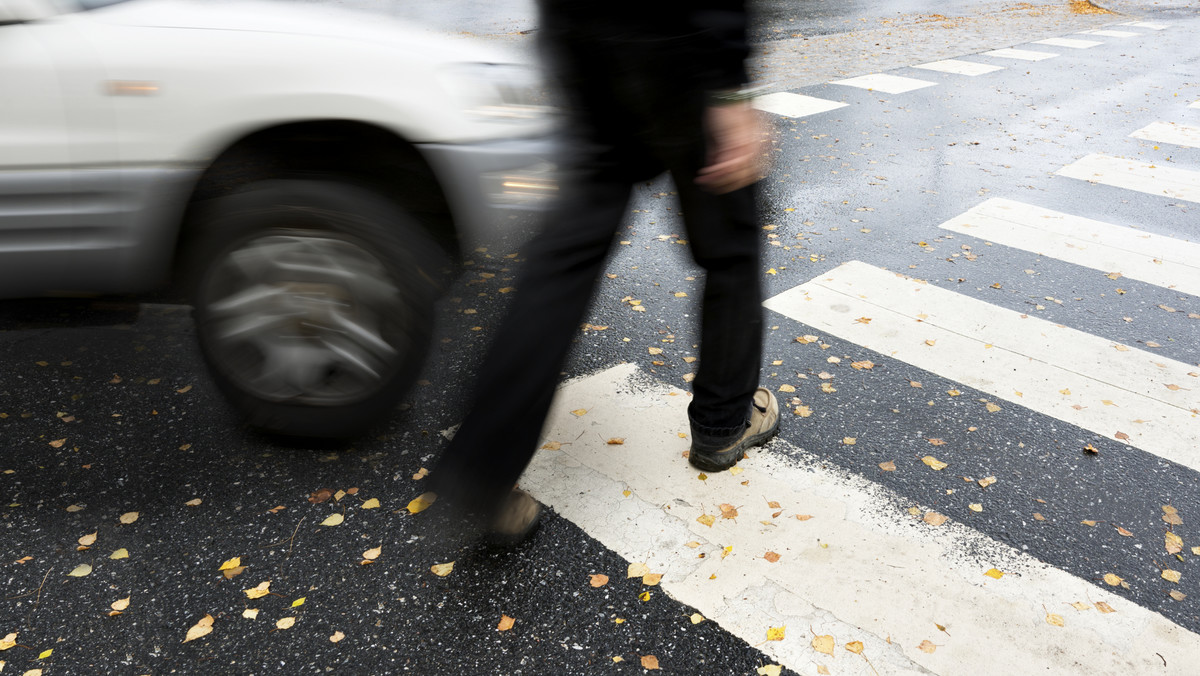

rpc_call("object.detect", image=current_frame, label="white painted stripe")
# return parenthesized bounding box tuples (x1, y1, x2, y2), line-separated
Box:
(981, 48, 1059, 61)
(523, 364, 1200, 676)
(1131, 121, 1200, 149)
(1079, 29, 1141, 38)
(937, 197, 1200, 297)
(754, 92, 848, 118)
(1119, 21, 1170, 30)
(1033, 37, 1103, 49)
(764, 261, 1200, 469)
(1056, 153, 1200, 203)
(912, 59, 1004, 76)
(1191, 100, 1200, 110)
(828, 73, 937, 94)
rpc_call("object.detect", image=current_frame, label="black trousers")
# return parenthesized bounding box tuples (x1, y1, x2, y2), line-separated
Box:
(430, 32, 764, 515)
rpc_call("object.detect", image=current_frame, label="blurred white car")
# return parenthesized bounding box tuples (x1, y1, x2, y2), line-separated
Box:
(0, 0, 557, 437)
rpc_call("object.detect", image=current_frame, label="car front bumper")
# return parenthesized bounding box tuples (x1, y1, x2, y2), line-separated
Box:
(418, 134, 560, 253)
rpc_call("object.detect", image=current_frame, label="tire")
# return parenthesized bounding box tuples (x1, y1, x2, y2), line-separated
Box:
(188, 179, 446, 438)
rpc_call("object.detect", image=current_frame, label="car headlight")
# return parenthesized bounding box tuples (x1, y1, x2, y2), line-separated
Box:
(440, 62, 552, 122)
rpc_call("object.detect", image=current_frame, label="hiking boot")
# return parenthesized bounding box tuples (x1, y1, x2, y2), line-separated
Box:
(688, 388, 780, 472)
(486, 488, 543, 545)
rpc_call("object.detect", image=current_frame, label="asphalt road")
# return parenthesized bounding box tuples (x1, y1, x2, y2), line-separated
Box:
(3, 1, 1199, 674)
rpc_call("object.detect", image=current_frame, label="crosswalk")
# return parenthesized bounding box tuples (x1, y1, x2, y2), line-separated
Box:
(522, 17, 1199, 675)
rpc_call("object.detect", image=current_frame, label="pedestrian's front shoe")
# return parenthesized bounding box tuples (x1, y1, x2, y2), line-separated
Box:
(688, 388, 780, 472)
(486, 488, 543, 545)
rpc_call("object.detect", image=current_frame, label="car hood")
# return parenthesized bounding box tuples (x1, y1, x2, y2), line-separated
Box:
(78, 0, 518, 64)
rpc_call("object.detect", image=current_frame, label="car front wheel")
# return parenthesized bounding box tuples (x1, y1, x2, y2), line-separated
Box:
(189, 179, 445, 438)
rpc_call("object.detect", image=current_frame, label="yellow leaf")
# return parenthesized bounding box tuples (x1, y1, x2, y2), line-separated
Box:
(1, 632, 17, 651)
(697, 514, 715, 527)
(922, 456, 948, 470)
(291, 597, 306, 608)
(811, 633, 833, 653)
(1046, 612, 1065, 627)
(1103, 573, 1122, 586)
(276, 617, 296, 630)
(222, 566, 246, 580)
(320, 513, 345, 526)
(1070, 602, 1091, 611)
(697, 472, 707, 480)
(638, 591, 651, 602)
(110, 548, 129, 560)
(589, 574, 609, 588)
(690, 613, 704, 624)
(39, 649, 52, 659)
(361, 498, 381, 510)
(794, 405, 813, 417)
(758, 666, 783, 676)
(817, 667, 830, 676)
(363, 546, 382, 561)
(925, 339, 936, 347)
(879, 461, 896, 471)
(978, 476, 997, 488)
(721, 545, 733, 559)
(766, 268, 777, 275)
(431, 562, 454, 577)
(111, 596, 130, 612)
(947, 389, 961, 396)
(845, 640, 865, 654)
(1095, 601, 1116, 613)
(1163, 569, 1182, 583)
(183, 614, 214, 643)
(1081, 519, 1098, 527)
(985, 402, 1001, 413)
(606, 438, 625, 445)
(219, 557, 242, 571)
(330, 630, 345, 643)
(923, 511, 948, 526)
(614, 618, 625, 624)
(571, 409, 588, 416)
(648, 347, 663, 355)
(244, 581, 271, 599)
(918, 639, 937, 653)
(497, 615, 515, 631)
(767, 626, 787, 642)
(719, 504, 739, 519)
(67, 564, 92, 577)
(1166, 532, 1184, 554)
(642, 573, 663, 586)
(842, 437, 856, 445)
(242, 608, 259, 619)
(1171, 590, 1187, 601)
(969, 503, 983, 512)
(48, 438, 66, 448)
(78, 531, 97, 547)
(984, 568, 1004, 579)
(641, 655, 660, 670)
(119, 511, 139, 524)
(407, 492, 437, 514)
(185, 498, 202, 506)
(412, 467, 430, 480)
(627, 562, 650, 578)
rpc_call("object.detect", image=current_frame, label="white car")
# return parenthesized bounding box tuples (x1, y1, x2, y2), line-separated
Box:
(0, 0, 557, 437)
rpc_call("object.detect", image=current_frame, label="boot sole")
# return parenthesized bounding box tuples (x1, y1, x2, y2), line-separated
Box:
(688, 420, 781, 472)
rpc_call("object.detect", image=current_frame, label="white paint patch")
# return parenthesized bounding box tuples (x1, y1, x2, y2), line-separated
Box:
(937, 197, 1200, 297)
(1079, 29, 1142, 38)
(1119, 21, 1170, 30)
(522, 363, 1200, 676)
(1033, 37, 1103, 49)
(828, 73, 938, 94)
(1189, 100, 1200, 110)
(912, 59, 1004, 76)
(1130, 121, 1200, 149)
(1056, 153, 1200, 204)
(754, 92, 849, 118)
(764, 261, 1200, 469)
(981, 48, 1059, 61)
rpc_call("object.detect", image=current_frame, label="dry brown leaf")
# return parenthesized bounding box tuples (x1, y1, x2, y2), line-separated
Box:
(922, 456, 948, 471)
(606, 438, 625, 445)
(497, 615, 515, 631)
(811, 633, 833, 654)
(48, 438, 66, 448)
(111, 596, 130, 612)
(1170, 590, 1187, 601)
(1116, 527, 1133, 537)
(642, 573, 663, 586)
(330, 630, 345, 643)
(845, 640, 865, 654)
(923, 511, 949, 527)
(879, 460, 896, 472)
(918, 640, 937, 654)
(1095, 601, 1115, 614)
(119, 511, 139, 525)
(185, 498, 202, 507)
(183, 614, 214, 643)
(589, 574, 609, 588)
(641, 655, 660, 670)
(764, 551, 781, 563)
(1162, 569, 1182, 583)
(719, 504, 739, 519)
(1166, 532, 1184, 554)
(244, 581, 271, 599)
(431, 562, 454, 577)
(697, 514, 715, 527)
(222, 566, 246, 580)
(78, 531, 97, 547)
(927, 438, 946, 446)
(363, 546, 382, 561)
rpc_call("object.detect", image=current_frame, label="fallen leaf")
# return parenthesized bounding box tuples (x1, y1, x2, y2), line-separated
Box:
(48, 438, 66, 448)
(361, 498, 381, 510)
(879, 461, 896, 471)
(244, 581, 271, 599)
(1095, 602, 1115, 614)
(412, 467, 430, 480)
(851, 360, 874, 370)
(276, 617, 295, 630)
(431, 562, 454, 577)
(643, 573, 663, 586)
(638, 591, 651, 602)
(1, 632, 16, 651)
(65, 504, 84, 513)
(407, 492, 436, 514)
(110, 548, 129, 560)
(846, 640, 865, 654)
(219, 557, 242, 571)
(1103, 573, 1122, 586)
(927, 438, 946, 446)
(1046, 612, 1065, 627)
(627, 562, 651, 579)
(185, 498, 202, 506)
(497, 615, 515, 631)
(690, 613, 705, 624)
(571, 409, 588, 417)
(1166, 532, 1184, 554)
(969, 503, 983, 512)
(78, 531, 97, 547)
(183, 614, 214, 643)
(330, 631, 345, 643)
(922, 456, 948, 471)
(242, 608, 259, 619)
(811, 633, 832, 653)
(985, 402, 1001, 413)
(110, 596, 130, 612)
(719, 504, 739, 519)
(918, 640, 937, 653)
(291, 597, 306, 608)
(1170, 590, 1187, 601)
(978, 476, 997, 488)
(778, 384, 796, 393)
(223, 566, 246, 580)
(363, 546, 381, 561)
(606, 438, 625, 445)
(795, 514, 813, 521)
(765, 626, 786, 642)
(641, 655, 660, 670)
(843, 437, 857, 446)
(923, 511, 948, 526)
(119, 511, 138, 525)
(1162, 569, 1182, 583)
(320, 513, 344, 527)
(984, 568, 1004, 579)
(1117, 527, 1133, 537)
(67, 564, 92, 577)
(697, 514, 715, 527)
(794, 405, 813, 417)
(267, 505, 286, 514)
(1034, 513, 1046, 522)
(589, 574, 609, 588)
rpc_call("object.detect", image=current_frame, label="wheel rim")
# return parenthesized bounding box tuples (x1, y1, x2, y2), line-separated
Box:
(199, 231, 416, 406)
